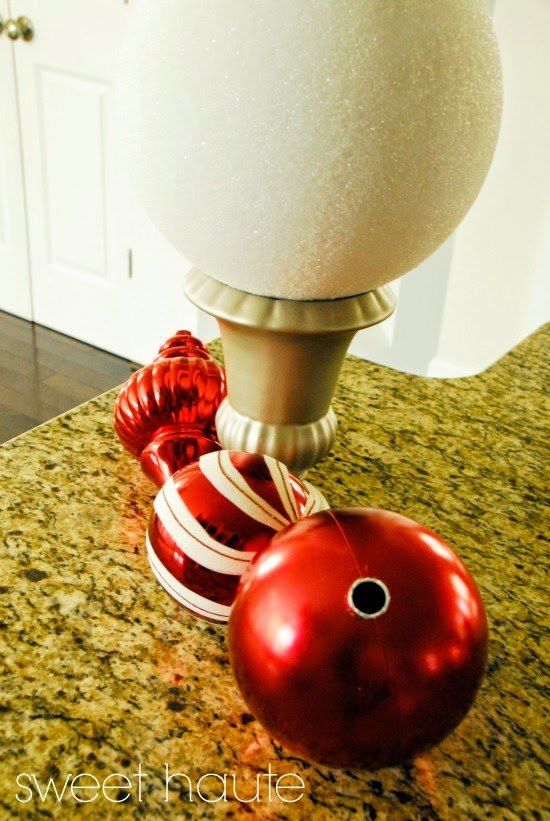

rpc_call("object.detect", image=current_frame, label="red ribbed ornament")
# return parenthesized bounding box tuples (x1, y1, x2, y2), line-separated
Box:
(114, 331, 225, 484)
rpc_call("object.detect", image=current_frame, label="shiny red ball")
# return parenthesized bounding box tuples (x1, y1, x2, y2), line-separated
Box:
(147, 451, 327, 624)
(228, 508, 488, 770)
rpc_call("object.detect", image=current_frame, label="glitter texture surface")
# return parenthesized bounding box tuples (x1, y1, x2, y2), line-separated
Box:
(119, 0, 502, 299)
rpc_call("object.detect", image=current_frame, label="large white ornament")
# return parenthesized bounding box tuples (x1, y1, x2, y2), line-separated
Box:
(119, 0, 502, 300)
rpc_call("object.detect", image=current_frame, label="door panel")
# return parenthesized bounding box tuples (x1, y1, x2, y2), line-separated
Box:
(0, 0, 31, 318)
(38, 68, 110, 278)
(10, 0, 200, 363)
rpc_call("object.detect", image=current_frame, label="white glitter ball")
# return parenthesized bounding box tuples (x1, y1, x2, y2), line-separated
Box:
(119, 0, 502, 300)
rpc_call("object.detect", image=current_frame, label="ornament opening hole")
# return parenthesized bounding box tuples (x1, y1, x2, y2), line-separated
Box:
(348, 578, 390, 620)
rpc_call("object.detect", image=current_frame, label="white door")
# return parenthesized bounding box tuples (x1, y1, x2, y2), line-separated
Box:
(0, 0, 31, 319)
(9, 0, 198, 363)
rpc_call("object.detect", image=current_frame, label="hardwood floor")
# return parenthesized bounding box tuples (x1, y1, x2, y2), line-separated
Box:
(0, 311, 139, 443)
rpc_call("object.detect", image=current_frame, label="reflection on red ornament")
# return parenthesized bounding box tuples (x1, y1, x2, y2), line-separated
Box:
(146, 450, 328, 624)
(229, 507, 488, 770)
(114, 330, 225, 484)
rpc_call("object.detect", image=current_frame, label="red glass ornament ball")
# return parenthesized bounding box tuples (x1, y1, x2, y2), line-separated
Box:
(228, 508, 488, 770)
(146, 450, 328, 625)
(114, 343, 225, 458)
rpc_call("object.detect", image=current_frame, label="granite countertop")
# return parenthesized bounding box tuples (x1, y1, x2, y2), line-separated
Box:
(0, 328, 547, 819)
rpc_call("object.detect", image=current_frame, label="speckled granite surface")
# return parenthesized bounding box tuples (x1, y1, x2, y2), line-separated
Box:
(0, 328, 548, 819)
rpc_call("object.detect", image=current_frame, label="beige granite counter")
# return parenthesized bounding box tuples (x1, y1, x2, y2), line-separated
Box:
(0, 328, 548, 819)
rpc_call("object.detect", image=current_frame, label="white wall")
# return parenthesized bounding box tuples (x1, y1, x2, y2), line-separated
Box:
(435, 0, 550, 376)
(351, 0, 550, 378)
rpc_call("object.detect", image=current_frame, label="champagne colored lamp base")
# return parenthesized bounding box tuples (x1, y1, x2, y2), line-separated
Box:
(184, 269, 396, 474)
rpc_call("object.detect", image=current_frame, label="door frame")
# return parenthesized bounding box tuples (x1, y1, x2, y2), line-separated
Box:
(0, 0, 32, 319)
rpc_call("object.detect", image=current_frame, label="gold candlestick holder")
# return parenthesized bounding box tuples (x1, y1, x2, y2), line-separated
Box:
(185, 268, 395, 474)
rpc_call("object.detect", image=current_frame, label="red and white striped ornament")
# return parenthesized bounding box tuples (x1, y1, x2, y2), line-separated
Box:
(146, 450, 328, 624)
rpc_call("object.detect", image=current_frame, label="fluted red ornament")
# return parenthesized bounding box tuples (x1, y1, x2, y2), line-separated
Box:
(229, 508, 488, 770)
(114, 331, 225, 484)
(146, 450, 328, 624)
